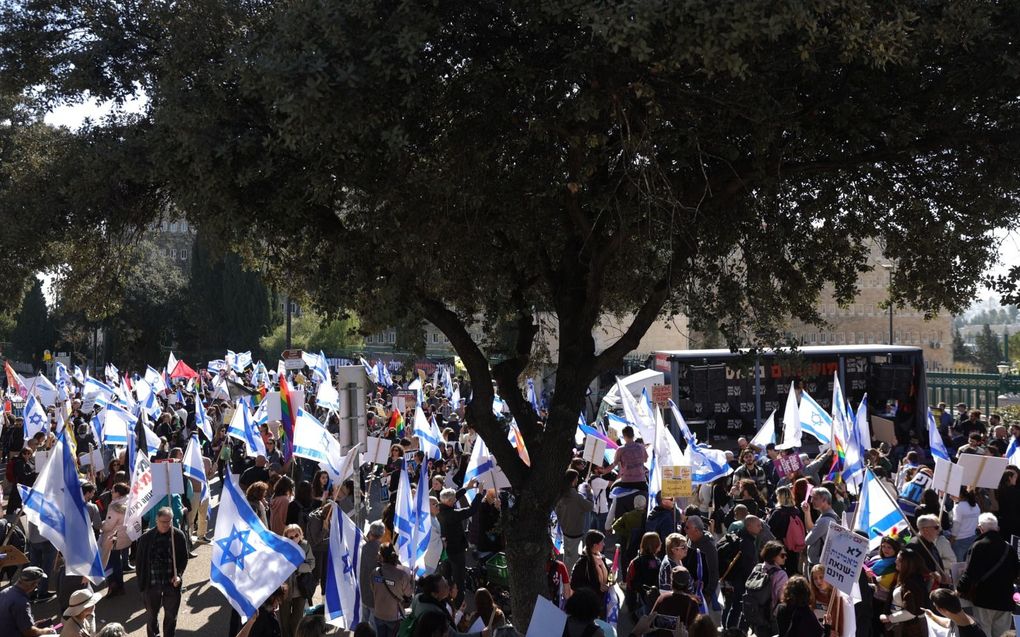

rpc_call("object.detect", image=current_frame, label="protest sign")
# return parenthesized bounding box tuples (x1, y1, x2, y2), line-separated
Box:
(773, 453, 803, 477)
(125, 455, 157, 540)
(78, 448, 106, 473)
(582, 435, 607, 465)
(871, 416, 897, 445)
(820, 522, 869, 596)
(931, 457, 962, 496)
(651, 384, 671, 407)
(526, 595, 567, 637)
(150, 461, 185, 502)
(661, 465, 693, 498)
(365, 436, 392, 466)
(958, 454, 1008, 489)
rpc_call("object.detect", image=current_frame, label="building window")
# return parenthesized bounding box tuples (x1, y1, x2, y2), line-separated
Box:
(180, 248, 188, 260)
(170, 248, 177, 259)
(366, 335, 374, 344)
(387, 331, 395, 344)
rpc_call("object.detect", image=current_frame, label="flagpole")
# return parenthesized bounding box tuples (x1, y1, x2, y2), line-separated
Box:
(165, 463, 179, 576)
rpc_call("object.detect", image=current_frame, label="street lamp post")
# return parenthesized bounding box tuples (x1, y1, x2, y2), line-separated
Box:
(881, 263, 894, 345)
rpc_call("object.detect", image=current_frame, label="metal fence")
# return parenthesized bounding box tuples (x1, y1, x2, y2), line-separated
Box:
(927, 370, 1020, 413)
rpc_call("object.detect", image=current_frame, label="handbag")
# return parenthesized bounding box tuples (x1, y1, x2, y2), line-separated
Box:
(958, 543, 1011, 601)
(296, 571, 317, 600)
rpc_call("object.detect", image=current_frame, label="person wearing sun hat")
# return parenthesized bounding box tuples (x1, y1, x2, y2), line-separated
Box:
(60, 588, 104, 637)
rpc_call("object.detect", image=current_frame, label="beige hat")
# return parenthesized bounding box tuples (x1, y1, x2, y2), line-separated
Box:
(63, 588, 104, 617)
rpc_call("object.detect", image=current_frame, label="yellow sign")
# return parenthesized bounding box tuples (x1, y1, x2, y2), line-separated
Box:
(660, 465, 693, 498)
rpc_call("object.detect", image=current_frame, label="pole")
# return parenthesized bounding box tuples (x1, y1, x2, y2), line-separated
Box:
(166, 464, 179, 579)
(888, 268, 894, 345)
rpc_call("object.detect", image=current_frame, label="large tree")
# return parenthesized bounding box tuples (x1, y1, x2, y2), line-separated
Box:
(4, 1, 1020, 623)
(9, 279, 53, 366)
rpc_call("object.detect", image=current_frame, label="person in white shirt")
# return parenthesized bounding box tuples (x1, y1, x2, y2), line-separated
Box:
(950, 488, 981, 563)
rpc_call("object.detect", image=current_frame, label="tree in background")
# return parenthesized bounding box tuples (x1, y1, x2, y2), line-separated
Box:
(259, 311, 361, 362)
(973, 324, 1004, 373)
(9, 279, 54, 367)
(186, 231, 278, 361)
(952, 327, 973, 364)
(4, 2, 1020, 624)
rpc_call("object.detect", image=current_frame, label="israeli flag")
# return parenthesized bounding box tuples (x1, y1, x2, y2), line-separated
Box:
(83, 377, 116, 405)
(324, 506, 363, 628)
(394, 461, 416, 567)
(316, 379, 340, 414)
(145, 366, 168, 394)
(310, 350, 330, 385)
(73, 365, 86, 385)
(55, 362, 74, 401)
(227, 401, 266, 458)
(1007, 436, 1020, 466)
(134, 380, 162, 419)
(194, 399, 213, 441)
(252, 399, 269, 427)
(211, 472, 304, 622)
(690, 445, 733, 485)
(360, 357, 378, 384)
(412, 460, 433, 575)
(798, 389, 833, 446)
(842, 393, 868, 489)
(463, 434, 495, 502)
(441, 366, 454, 399)
(100, 401, 134, 446)
(292, 409, 352, 483)
(854, 468, 910, 550)
(413, 406, 442, 461)
(19, 431, 105, 582)
(927, 408, 950, 462)
(183, 435, 209, 503)
(776, 382, 801, 450)
(23, 394, 49, 440)
(668, 400, 698, 448)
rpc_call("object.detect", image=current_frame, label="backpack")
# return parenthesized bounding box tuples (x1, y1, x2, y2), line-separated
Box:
(741, 563, 776, 629)
(715, 532, 742, 575)
(784, 513, 807, 553)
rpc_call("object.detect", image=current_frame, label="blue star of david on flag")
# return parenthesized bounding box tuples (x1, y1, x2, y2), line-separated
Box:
(217, 526, 258, 570)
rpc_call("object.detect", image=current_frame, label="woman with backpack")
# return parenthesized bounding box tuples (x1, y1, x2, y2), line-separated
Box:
(741, 541, 789, 637)
(766, 486, 806, 576)
(281, 524, 316, 637)
(625, 532, 662, 618)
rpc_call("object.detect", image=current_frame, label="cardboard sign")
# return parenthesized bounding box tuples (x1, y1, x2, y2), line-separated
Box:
(661, 465, 693, 498)
(651, 384, 672, 407)
(34, 449, 54, 471)
(365, 436, 393, 466)
(264, 390, 305, 422)
(526, 595, 567, 637)
(931, 457, 963, 496)
(282, 349, 306, 370)
(958, 454, 1008, 489)
(773, 453, 804, 478)
(820, 522, 869, 596)
(582, 435, 607, 465)
(870, 416, 897, 446)
(78, 448, 106, 473)
(149, 461, 186, 501)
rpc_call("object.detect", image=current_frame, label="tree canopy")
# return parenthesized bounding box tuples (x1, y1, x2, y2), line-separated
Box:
(4, 0, 1020, 623)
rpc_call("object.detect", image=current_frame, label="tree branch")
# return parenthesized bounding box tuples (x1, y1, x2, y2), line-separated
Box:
(590, 272, 671, 379)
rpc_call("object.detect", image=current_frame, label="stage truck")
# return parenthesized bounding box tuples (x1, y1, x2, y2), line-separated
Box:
(650, 345, 929, 448)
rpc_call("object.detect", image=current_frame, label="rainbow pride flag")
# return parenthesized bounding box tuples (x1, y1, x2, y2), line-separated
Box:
(279, 376, 296, 462)
(388, 408, 405, 437)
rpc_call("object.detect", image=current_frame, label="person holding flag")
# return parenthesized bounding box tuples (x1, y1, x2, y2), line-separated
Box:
(135, 507, 189, 637)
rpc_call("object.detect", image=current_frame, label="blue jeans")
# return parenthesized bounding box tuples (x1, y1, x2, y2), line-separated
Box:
(108, 548, 129, 587)
(953, 535, 976, 562)
(29, 541, 56, 596)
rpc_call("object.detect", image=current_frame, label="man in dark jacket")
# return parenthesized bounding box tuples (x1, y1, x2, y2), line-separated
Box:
(645, 494, 679, 548)
(956, 513, 1019, 637)
(136, 507, 189, 637)
(721, 516, 762, 630)
(437, 483, 480, 605)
